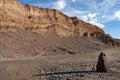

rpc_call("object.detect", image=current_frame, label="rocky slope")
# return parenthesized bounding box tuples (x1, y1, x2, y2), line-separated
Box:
(0, 0, 120, 46)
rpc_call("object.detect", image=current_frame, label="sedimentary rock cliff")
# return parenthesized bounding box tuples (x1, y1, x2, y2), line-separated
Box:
(0, 0, 119, 46)
(0, 0, 104, 36)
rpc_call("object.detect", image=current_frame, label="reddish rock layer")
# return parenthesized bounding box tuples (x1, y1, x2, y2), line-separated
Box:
(0, 0, 104, 36)
(0, 0, 120, 46)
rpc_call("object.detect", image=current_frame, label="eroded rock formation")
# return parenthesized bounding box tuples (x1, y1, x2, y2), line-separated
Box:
(0, 0, 103, 35)
(0, 0, 120, 46)
(96, 52, 110, 72)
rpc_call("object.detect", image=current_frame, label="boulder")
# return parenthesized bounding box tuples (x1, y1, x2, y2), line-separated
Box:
(96, 52, 109, 72)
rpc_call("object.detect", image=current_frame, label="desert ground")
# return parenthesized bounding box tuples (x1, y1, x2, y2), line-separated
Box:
(0, 31, 120, 80)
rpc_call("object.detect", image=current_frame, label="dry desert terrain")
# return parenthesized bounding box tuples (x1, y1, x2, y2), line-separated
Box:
(0, 31, 119, 80)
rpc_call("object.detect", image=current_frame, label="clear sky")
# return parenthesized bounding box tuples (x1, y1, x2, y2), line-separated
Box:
(18, 0, 120, 39)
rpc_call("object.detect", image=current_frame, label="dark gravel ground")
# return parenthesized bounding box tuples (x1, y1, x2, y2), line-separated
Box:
(33, 60, 120, 80)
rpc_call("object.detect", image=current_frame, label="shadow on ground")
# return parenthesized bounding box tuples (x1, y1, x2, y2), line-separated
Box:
(33, 70, 96, 76)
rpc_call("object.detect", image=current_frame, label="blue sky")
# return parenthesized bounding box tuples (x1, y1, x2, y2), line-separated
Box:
(18, 0, 120, 39)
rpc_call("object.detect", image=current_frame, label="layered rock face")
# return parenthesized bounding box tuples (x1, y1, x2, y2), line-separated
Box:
(0, 0, 119, 46)
(0, 0, 103, 36)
